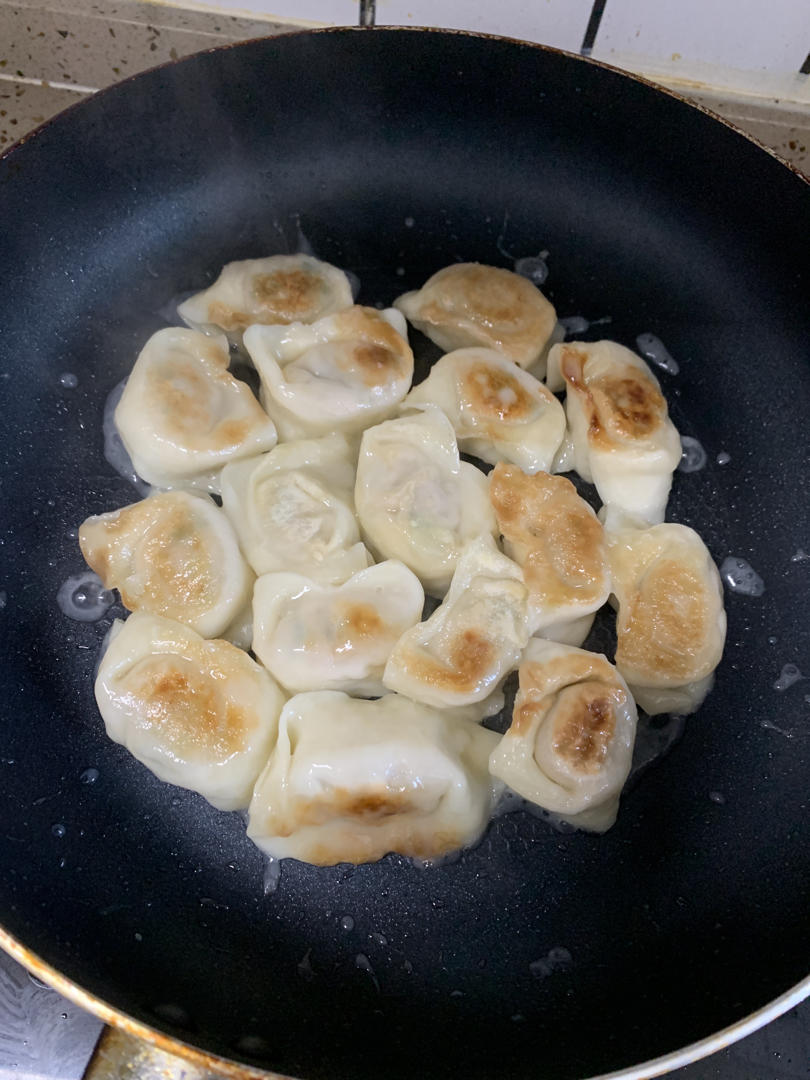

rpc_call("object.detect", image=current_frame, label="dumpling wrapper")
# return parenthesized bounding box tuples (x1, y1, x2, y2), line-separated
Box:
(79, 490, 252, 639)
(95, 613, 285, 811)
(177, 253, 353, 344)
(220, 434, 371, 582)
(549, 340, 681, 526)
(246, 306, 414, 441)
(606, 519, 727, 716)
(394, 262, 557, 374)
(489, 639, 637, 832)
(355, 405, 497, 597)
(247, 691, 500, 866)
(489, 464, 610, 645)
(253, 561, 425, 697)
(405, 347, 565, 473)
(115, 328, 277, 493)
(383, 537, 529, 708)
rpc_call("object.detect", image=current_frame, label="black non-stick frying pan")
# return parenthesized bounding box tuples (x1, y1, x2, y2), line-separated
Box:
(1, 26, 809, 1080)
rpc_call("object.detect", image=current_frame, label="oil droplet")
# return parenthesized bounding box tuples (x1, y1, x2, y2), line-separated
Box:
(56, 571, 115, 622)
(59, 372, 78, 389)
(716, 451, 731, 465)
(152, 1003, 192, 1028)
(297, 948, 314, 981)
(559, 315, 590, 336)
(791, 549, 809, 563)
(635, 333, 680, 375)
(340, 915, 355, 931)
(263, 857, 281, 895)
(355, 954, 379, 992)
(514, 255, 548, 286)
(678, 435, 707, 473)
(530, 947, 573, 979)
(80, 767, 99, 785)
(773, 664, 804, 691)
(235, 1035, 272, 1058)
(708, 791, 726, 805)
(719, 557, 765, 597)
(51, 824, 66, 838)
(369, 932, 388, 947)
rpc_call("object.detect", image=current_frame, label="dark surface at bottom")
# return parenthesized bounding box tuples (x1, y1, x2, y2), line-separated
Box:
(0, 27, 809, 1080)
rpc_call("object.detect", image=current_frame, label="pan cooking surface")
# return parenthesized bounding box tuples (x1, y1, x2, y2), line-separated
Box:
(0, 28, 808, 1080)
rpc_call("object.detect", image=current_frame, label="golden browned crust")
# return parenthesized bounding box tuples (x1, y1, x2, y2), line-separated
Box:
(79, 495, 218, 619)
(615, 558, 715, 681)
(395, 628, 497, 694)
(560, 345, 667, 448)
(128, 657, 247, 758)
(490, 464, 607, 609)
(460, 361, 535, 421)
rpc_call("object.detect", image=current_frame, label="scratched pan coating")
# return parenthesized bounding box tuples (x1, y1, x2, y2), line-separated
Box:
(0, 27, 808, 1080)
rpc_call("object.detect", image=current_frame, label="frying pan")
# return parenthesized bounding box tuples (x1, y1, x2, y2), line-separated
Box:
(1, 26, 809, 1080)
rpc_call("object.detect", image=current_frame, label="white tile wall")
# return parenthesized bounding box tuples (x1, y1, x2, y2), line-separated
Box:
(593, 0, 809, 72)
(374, 0, 595, 52)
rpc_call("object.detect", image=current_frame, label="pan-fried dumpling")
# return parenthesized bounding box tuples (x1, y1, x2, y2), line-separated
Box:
(394, 262, 557, 373)
(606, 520, 726, 716)
(383, 537, 528, 708)
(220, 434, 371, 583)
(95, 613, 285, 811)
(246, 691, 499, 865)
(177, 254, 353, 344)
(405, 348, 566, 472)
(489, 464, 610, 645)
(252, 561, 424, 696)
(489, 639, 637, 832)
(79, 491, 252, 639)
(246, 306, 414, 441)
(549, 340, 681, 525)
(115, 328, 277, 492)
(354, 406, 497, 596)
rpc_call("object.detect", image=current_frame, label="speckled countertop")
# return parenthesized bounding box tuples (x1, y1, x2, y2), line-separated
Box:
(0, 4, 809, 1080)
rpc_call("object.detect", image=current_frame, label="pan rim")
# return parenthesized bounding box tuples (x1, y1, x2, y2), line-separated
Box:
(3, 920, 810, 1079)
(0, 24, 807, 189)
(1, 22, 808, 1080)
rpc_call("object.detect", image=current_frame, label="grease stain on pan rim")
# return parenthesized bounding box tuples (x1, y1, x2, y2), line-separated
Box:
(0, 25, 808, 187)
(0, 22, 808, 1080)
(1, 922, 809, 1080)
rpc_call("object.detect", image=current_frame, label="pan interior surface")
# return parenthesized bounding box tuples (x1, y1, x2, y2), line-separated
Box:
(0, 27, 808, 1080)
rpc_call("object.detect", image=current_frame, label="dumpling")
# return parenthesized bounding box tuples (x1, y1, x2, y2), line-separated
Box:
(405, 348, 566, 472)
(115, 328, 277, 492)
(95, 613, 285, 811)
(489, 639, 637, 832)
(79, 490, 252, 639)
(246, 691, 499, 866)
(606, 520, 727, 716)
(220, 434, 371, 582)
(383, 537, 528, 707)
(246, 306, 414, 441)
(489, 464, 610, 645)
(354, 405, 497, 596)
(252, 561, 425, 697)
(549, 340, 681, 525)
(177, 253, 353, 344)
(394, 262, 557, 373)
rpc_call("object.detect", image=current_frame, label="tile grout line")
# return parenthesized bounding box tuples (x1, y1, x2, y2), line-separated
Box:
(0, 72, 97, 93)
